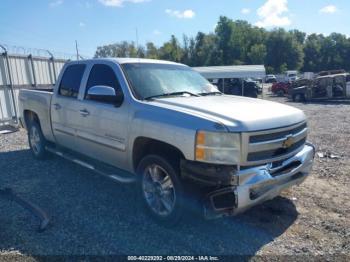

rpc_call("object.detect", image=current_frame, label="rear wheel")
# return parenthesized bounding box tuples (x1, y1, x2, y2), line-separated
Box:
(137, 155, 184, 225)
(28, 121, 47, 159)
(293, 93, 305, 102)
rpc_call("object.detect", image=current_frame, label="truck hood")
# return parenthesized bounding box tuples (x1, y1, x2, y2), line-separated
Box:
(148, 95, 306, 132)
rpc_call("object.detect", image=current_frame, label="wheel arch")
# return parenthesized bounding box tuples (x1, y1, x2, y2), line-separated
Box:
(293, 92, 305, 102)
(23, 110, 41, 129)
(132, 137, 186, 172)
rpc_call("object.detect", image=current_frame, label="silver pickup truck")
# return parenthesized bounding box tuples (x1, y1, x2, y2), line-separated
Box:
(19, 58, 315, 224)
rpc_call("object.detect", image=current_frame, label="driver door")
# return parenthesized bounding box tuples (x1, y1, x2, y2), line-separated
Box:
(74, 63, 130, 170)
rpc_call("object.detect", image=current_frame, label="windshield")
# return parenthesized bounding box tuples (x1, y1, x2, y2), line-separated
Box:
(121, 63, 218, 100)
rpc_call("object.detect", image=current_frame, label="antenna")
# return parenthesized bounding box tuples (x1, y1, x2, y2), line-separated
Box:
(75, 40, 80, 60)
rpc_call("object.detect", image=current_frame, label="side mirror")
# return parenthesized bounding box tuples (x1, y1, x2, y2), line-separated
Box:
(87, 85, 124, 106)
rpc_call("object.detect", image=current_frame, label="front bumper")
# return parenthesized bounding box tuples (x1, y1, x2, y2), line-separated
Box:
(199, 143, 315, 218)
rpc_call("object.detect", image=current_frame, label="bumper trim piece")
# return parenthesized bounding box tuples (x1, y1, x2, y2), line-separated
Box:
(204, 143, 315, 219)
(0, 188, 50, 232)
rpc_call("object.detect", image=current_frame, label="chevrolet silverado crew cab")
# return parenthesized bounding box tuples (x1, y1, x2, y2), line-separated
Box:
(19, 58, 315, 224)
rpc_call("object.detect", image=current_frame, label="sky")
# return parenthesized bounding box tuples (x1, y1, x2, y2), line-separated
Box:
(0, 0, 349, 58)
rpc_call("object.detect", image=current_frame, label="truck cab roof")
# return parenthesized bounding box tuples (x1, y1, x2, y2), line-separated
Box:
(316, 73, 349, 80)
(67, 58, 186, 66)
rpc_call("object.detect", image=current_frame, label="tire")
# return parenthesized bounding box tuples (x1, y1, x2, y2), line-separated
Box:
(28, 120, 47, 159)
(137, 155, 184, 225)
(293, 93, 304, 102)
(277, 90, 285, 97)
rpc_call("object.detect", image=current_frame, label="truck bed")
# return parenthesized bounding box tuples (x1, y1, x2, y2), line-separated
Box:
(18, 89, 55, 142)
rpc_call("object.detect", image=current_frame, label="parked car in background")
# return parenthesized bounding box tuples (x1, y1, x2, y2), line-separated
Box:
(271, 82, 290, 96)
(252, 77, 263, 83)
(213, 78, 259, 98)
(19, 58, 315, 224)
(286, 70, 298, 82)
(290, 78, 313, 90)
(303, 72, 315, 80)
(265, 74, 277, 83)
(246, 78, 263, 94)
(318, 69, 346, 77)
(289, 73, 350, 102)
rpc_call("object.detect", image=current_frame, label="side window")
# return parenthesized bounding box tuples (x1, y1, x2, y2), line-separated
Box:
(334, 76, 343, 85)
(85, 64, 121, 98)
(59, 64, 86, 98)
(319, 78, 327, 86)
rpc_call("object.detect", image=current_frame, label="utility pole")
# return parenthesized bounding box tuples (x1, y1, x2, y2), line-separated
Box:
(75, 40, 79, 60)
(135, 28, 139, 58)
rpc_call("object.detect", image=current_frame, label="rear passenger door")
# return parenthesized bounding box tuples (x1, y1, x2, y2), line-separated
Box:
(313, 78, 328, 98)
(51, 64, 86, 151)
(74, 63, 130, 169)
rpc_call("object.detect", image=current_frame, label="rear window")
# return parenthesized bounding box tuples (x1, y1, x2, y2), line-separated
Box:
(59, 64, 86, 98)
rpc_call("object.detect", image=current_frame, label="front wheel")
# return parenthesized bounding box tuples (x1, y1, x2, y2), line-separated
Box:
(277, 90, 285, 97)
(137, 155, 184, 225)
(28, 121, 47, 159)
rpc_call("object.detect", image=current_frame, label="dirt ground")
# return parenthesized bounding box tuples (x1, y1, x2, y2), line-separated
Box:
(0, 94, 349, 260)
(259, 96, 350, 258)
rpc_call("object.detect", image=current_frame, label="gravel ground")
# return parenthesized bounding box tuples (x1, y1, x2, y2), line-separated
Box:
(0, 95, 349, 260)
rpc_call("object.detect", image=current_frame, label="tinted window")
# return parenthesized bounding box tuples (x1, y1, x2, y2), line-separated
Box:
(86, 64, 121, 97)
(59, 64, 86, 98)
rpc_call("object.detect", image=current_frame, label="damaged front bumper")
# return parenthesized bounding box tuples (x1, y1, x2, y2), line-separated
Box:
(184, 143, 315, 219)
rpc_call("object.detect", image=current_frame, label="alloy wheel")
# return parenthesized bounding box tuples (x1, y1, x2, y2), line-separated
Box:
(142, 164, 176, 217)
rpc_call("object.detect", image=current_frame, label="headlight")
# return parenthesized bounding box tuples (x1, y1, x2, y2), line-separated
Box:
(195, 131, 241, 165)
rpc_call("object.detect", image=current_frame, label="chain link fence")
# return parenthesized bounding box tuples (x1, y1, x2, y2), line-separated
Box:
(0, 44, 89, 126)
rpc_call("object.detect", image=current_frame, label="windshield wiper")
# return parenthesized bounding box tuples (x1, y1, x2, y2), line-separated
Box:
(144, 91, 200, 100)
(198, 91, 223, 96)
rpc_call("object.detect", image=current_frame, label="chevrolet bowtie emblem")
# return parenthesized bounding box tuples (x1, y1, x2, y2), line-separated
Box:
(282, 135, 294, 149)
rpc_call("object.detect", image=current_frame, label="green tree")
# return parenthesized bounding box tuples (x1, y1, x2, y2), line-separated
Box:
(181, 35, 195, 66)
(145, 42, 158, 59)
(94, 17, 350, 73)
(324, 33, 348, 70)
(289, 29, 306, 45)
(303, 34, 323, 72)
(95, 41, 139, 58)
(159, 35, 183, 62)
(247, 44, 267, 64)
(265, 29, 304, 72)
(215, 16, 234, 65)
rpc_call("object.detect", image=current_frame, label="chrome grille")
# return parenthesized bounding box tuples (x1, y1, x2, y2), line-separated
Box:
(249, 123, 307, 143)
(241, 122, 308, 165)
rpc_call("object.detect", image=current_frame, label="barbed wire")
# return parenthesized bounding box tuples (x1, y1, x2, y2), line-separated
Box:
(0, 43, 90, 60)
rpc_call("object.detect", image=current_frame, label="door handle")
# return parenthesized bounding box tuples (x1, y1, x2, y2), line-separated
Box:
(79, 109, 90, 117)
(53, 103, 61, 110)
